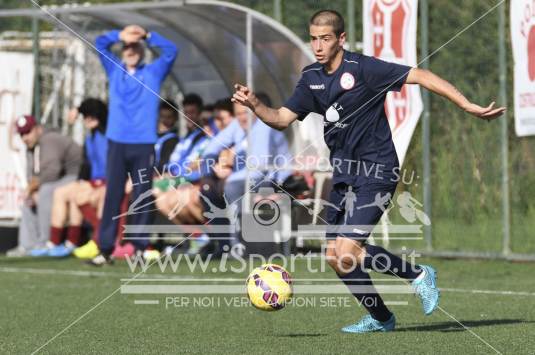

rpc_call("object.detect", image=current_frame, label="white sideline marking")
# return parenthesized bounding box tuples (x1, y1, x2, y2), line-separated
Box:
(2, 266, 535, 297)
(441, 288, 535, 297)
(0, 266, 197, 279)
(120, 284, 414, 294)
(384, 301, 409, 305)
(0, 266, 125, 278)
(121, 278, 408, 282)
(134, 299, 160, 305)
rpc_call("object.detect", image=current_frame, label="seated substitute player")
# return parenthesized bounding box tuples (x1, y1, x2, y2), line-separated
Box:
(152, 99, 232, 256)
(201, 94, 292, 252)
(29, 98, 108, 258)
(232, 10, 505, 333)
(154, 99, 180, 174)
(7, 116, 82, 257)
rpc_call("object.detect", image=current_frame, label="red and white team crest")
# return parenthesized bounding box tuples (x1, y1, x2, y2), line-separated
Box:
(363, 0, 422, 165)
(370, 0, 411, 133)
(371, 0, 407, 58)
(340, 72, 355, 90)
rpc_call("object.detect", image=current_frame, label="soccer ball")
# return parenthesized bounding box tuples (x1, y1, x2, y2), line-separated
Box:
(246, 264, 293, 311)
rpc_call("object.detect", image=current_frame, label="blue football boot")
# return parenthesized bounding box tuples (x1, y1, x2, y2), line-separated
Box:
(48, 243, 75, 258)
(341, 314, 396, 333)
(412, 265, 440, 315)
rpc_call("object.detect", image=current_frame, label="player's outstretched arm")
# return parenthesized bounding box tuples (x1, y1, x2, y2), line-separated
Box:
(231, 84, 298, 130)
(406, 68, 505, 120)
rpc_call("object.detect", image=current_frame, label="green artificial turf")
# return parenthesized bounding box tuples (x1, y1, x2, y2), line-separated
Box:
(1, 256, 534, 354)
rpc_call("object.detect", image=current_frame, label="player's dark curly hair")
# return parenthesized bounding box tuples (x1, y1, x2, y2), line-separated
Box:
(78, 98, 107, 133)
(213, 97, 234, 116)
(159, 98, 179, 120)
(182, 93, 203, 111)
(309, 9, 345, 38)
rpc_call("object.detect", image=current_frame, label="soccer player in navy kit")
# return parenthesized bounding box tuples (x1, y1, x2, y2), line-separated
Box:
(232, 10, 505, 333)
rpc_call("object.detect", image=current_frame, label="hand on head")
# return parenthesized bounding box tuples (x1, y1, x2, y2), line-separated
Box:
(120, 25, 147, 44)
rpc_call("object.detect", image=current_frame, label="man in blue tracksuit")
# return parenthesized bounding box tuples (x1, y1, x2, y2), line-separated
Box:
(90, 25, 178, 265)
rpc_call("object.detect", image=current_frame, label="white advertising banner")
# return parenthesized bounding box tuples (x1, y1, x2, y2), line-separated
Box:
(511, 0, 535, 137)
(363, 0, 423, 165)
(0, 52, 34, 219)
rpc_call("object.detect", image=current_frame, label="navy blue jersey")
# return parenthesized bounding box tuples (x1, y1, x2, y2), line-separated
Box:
(284, 50, 411, 186)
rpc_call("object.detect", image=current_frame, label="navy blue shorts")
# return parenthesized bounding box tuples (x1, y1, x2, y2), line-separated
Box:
(325, 179, 397, 241)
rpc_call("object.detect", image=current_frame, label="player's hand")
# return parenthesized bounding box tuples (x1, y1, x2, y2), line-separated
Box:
(464, 101, 506, 121)
(26, 177, 39, 196)
(127, 25, 147, 39)
(120, 30, 140, 44)
(26, 192, 38, 207)
(231, 84, 258, 111)
(120, 25, 146, 44)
